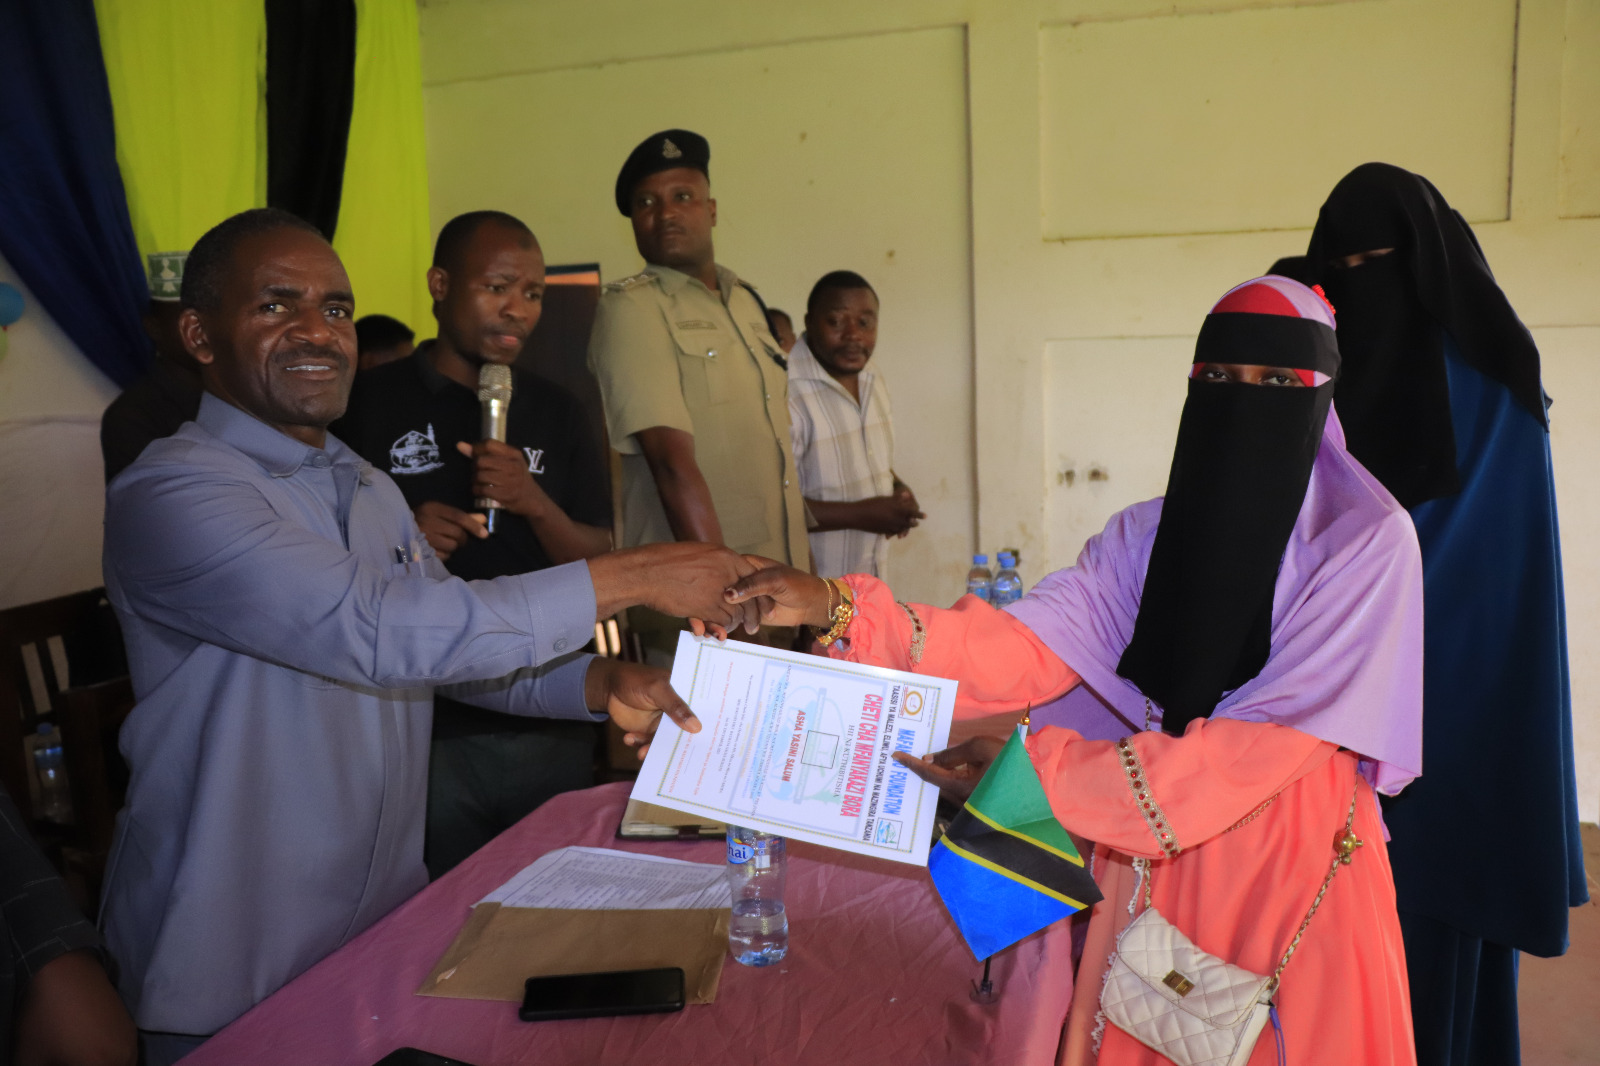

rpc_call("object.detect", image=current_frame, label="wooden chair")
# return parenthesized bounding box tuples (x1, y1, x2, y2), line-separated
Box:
(54, 677, 135, 911)
(0, 588, 128, 825)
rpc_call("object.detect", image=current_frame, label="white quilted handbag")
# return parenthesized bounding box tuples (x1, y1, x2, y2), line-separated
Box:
(1099, 904, 1275, 1066)
(1098, 785, 1363, 1066)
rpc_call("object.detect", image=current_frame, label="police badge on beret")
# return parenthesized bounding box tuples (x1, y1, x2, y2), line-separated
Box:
(614, 129, 710, 216)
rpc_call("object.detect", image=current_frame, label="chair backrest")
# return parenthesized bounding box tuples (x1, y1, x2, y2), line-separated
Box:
(0, 588, 128, 824)
(55, 676, 135, 909)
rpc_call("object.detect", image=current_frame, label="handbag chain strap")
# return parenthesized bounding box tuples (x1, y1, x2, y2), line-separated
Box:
(1267, 786, 1362, 989)
(1137, 698, 1366, 992)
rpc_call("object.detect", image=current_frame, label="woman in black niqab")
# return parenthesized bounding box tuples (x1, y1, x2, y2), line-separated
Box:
(1304, 162, 1583, 1066)
(1305, 162, 1545, 508)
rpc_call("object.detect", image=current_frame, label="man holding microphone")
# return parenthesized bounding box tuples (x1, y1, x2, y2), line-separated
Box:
(337, 210, 613, 876)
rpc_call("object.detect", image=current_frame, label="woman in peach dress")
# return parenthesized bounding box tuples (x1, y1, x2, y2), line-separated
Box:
(726, 276, 1423, 1064)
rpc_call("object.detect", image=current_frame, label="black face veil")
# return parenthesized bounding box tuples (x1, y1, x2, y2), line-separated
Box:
(1116, 303, 1340, 735)
(1304, 163, 1545, 509)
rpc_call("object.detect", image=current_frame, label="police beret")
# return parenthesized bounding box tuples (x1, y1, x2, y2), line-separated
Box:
(614, 129, 710, 216)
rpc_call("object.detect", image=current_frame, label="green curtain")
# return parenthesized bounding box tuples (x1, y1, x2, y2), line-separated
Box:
(334, 0, 433, 339)
(94, 0, 267, 265)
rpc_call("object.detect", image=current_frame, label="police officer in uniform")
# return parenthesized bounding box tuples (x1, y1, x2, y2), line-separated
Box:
(588, 130, 809, 658)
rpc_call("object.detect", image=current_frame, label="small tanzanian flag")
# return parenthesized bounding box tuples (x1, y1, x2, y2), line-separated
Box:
(928, 728, 1103, 959)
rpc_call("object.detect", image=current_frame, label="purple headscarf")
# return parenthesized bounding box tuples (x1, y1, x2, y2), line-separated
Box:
(1010, 406, 1425, 796)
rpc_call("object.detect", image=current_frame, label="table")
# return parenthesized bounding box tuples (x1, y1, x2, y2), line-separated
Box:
(181, 782, 1077, 1066)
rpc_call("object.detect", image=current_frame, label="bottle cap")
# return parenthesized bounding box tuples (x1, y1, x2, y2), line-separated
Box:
(973, 554, 988, 564)
(998, 552, 1015, 567)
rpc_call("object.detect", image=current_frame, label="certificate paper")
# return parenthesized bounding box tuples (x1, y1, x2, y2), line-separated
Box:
(631, 633, 957, 866)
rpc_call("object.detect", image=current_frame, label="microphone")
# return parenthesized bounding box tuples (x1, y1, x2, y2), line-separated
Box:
(476, 363, 513, 534)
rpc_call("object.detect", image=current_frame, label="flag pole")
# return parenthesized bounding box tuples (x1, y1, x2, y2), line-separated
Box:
(971, 701, 1026, 1004)
(970, 955, 997, 1003)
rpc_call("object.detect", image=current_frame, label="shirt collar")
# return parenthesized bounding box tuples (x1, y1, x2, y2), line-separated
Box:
(645, 262, 740, 304)
(196, 391, 373, 483)
(789, 333, 874, 403)
(411, 339, 457, 396)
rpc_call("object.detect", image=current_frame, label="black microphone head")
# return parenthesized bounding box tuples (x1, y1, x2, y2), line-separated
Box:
(477, 363, 513, 403)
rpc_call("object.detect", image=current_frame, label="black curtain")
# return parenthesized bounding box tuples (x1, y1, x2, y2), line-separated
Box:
(265, 0, 358, 240)
(0, 0, 150, 387)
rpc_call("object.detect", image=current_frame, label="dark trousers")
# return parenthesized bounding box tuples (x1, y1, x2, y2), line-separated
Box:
(424, 699, 596, 879)
(1400, 908, 1521, 1066)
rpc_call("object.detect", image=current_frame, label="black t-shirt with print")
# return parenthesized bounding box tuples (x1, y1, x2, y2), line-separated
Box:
(333, 343, 612, 583)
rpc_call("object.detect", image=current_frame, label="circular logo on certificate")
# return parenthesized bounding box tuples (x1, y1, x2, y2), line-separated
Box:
(903, 691, 924, 719)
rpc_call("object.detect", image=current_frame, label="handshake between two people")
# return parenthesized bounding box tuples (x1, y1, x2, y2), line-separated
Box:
(581, 548, 836, 760)
(581, 545, 822, 759)
(714, 558, 1008, 805)
(586, 547, 997, 803)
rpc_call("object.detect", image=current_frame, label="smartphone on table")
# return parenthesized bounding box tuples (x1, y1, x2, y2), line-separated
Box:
(519, 967, 686, 1022)
(373, 1049, 479, 1066)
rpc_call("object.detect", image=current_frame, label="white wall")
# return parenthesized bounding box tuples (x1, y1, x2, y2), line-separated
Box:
(422, 23, 976, 598)
(419, 0, 1600, 820)
(0, 254, 118, 610)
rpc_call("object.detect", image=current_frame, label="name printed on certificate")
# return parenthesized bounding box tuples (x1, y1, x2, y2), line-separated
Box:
(630, 632, 957, 866)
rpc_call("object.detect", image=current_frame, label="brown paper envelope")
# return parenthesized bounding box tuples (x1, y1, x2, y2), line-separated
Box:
(416, 904, 730, 1005)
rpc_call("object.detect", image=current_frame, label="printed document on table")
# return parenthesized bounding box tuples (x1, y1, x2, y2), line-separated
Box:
(631, 633, 957, 866)
(477, 846, 730, 910)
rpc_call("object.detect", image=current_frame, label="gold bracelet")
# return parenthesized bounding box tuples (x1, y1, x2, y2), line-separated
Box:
(812, 577, 837, 641)
(815, 577, 856, 646)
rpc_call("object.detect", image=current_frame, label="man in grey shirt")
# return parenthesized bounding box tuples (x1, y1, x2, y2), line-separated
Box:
(101, 209, 760, 1062)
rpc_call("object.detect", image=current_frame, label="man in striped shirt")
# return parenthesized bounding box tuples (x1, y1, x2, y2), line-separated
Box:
(787, 271, 924, 578)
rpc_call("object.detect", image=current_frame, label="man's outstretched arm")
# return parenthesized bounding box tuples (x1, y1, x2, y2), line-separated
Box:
(106, 468, 760, 692)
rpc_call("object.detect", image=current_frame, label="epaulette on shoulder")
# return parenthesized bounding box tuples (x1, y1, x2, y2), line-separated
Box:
(603, 272, 656, 294)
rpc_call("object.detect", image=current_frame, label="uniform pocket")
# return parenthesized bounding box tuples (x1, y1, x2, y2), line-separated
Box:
(670, 325, 737, 407)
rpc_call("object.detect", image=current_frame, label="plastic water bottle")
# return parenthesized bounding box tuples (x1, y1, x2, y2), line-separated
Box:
(966, 554, 994, 602)
(32, 723, 72, 824)
(990, 552, 1023, 608)
(727, 826, 788, 966)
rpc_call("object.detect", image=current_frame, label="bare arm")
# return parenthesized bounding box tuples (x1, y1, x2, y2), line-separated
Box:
(14, 950, 137, 1066)
(636, 426, 723, 544)
(588, 542, 761, 630)
(530, 515, 612, 564)
(460, 440, 612, 563)
(805, 495, 923, 535)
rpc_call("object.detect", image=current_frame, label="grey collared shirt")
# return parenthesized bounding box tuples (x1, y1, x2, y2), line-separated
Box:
(101, 393, 600, 1035)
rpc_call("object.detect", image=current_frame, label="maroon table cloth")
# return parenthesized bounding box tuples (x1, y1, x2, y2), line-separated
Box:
(180, 782, 1076, 1066)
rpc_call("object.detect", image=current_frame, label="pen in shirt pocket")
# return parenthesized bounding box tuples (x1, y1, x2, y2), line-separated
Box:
(393, 540, 423, 572)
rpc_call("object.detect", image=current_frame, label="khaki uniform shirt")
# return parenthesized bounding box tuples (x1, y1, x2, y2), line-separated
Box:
(588, 263, 810, 567)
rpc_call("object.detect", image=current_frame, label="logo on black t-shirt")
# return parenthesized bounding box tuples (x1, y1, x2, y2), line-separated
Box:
(389, 424, 444, 475)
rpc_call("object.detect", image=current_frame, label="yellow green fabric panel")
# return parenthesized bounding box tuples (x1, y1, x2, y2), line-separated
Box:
(95, 0, 266, 262)
(333, 0, 433, 338)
